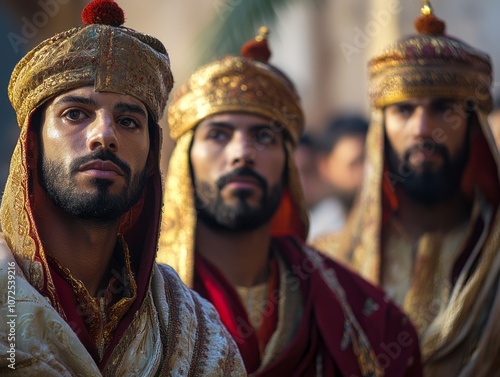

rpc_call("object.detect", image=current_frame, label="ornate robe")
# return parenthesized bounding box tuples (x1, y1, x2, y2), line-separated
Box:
(195, 235, 422, 376)
(314, 110, 500, 376)
(0, 236, 245, 376)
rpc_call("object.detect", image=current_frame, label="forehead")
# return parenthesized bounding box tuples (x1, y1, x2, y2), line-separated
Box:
(196, 112, 274, 131)
(46, 85, 147, 111)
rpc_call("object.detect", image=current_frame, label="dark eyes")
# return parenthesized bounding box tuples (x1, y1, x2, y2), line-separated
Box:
(393, 104, 414, 116)
(206, 128, 277, 144)
(118, 117, 140, 129)
(64, 109, 86, 121)
(254, 129, 276, 144)
(62, 109, 141, 129)
(207, 129, 229, 141)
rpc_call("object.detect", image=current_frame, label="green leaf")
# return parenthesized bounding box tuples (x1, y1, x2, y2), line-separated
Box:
(194, 0, 323, 66)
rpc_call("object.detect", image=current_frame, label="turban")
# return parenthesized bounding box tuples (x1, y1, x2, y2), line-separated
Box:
(368, 3, 492, 112)
(8, 0, 174, 128)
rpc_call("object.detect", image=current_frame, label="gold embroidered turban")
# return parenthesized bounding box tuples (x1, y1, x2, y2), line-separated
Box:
(9, 4, 173, 128)
(368, 2, 493, 112)
(168, 28, 304, 143)
(158, 28, 308, 287)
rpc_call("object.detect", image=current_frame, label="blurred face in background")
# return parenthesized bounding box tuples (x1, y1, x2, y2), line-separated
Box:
(318, 133, 366, 210)
(294, 143, 332, 209)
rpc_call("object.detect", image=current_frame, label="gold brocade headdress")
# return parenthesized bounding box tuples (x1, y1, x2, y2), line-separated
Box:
(158, 28, 309, 287)
(9, 0, 174, 127)
(369, 1, 493, 112)
(168, 27, 303, 143)
(1, 0, 172, 313)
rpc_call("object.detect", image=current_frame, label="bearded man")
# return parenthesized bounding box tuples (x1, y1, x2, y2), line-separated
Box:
(315, 2, 500, 376)
(158, 27, 422, 377)
(0, 1, 244, 375)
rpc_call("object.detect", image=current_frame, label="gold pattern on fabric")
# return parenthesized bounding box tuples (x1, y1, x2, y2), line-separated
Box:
(301, 245, 384, 377)
(158, 131, 197, 286)
(259, 253, 303, 370)
(382, 219, 469, 334)
(0, 241, 245, 376)
(236, 283, 268, 330)
(9, 24, 173, 126)
(167, 56, 303, 144)
(46, 235, 138, 354)
(369, 35, 492, 112)
(151, 264, 246, 376)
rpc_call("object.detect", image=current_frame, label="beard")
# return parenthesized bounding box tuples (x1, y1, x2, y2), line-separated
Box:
(39, 149, 147, 223)
(194, 166, 284, 232)
(386, 135, 469, 207)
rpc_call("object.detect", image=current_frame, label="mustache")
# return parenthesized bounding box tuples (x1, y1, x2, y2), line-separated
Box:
(216, 167, 267, 191)
(70, 149, 131, 179)
(404, 140, 450, 161)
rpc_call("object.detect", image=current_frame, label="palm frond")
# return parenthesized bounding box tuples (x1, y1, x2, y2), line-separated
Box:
(194, 0, 323, 66)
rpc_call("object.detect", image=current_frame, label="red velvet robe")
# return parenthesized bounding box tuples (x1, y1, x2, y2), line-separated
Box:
(195, 235, 422, 376)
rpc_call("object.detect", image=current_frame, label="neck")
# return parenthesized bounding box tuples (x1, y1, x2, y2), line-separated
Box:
(396, 189, 471, 239)
(196, 221, 272, 287)
(35, 193, 119, 297)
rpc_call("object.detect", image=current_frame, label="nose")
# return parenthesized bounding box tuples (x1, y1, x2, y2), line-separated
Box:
(86, 111, 118, 152)
(227, 131, 256, 167)
(411, 106, 434, 139)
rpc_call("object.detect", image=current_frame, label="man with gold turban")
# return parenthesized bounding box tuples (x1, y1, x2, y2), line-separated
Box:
(314, 2, 500, 375)
(158, 27, 422, 376)
(0, 0, 245, 375)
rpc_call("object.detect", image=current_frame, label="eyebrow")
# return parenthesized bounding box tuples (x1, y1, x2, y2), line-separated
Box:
(54, 95, 96, 107)
(114, 102, 147, 119)
(53, 96, 147, 118)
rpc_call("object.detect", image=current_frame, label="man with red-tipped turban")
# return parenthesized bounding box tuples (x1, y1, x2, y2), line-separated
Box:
(0, 0, 245, 375)
(314, 2, 500, 375)
(158, 27, 422, 376)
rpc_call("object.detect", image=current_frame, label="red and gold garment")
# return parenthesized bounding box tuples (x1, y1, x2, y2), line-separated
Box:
(195, 236, 422, 376)
(314, 6, 500, 376)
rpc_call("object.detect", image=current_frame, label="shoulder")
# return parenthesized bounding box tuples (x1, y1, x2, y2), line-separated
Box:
(153, 263, 246, 376)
